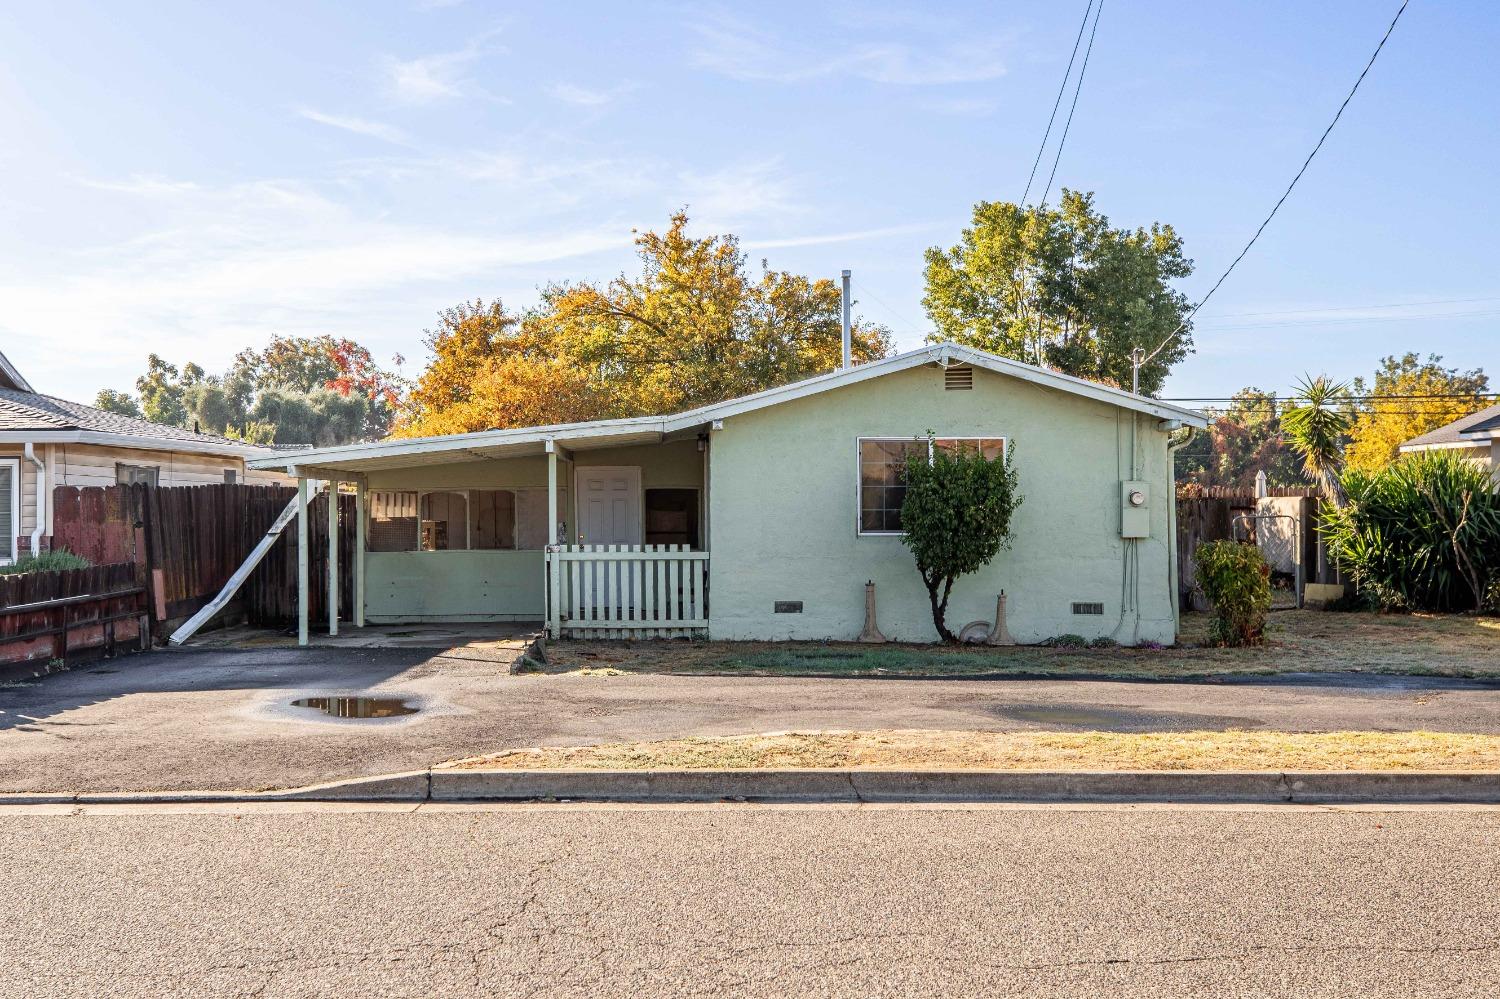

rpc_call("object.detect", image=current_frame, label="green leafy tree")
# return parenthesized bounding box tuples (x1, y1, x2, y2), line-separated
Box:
(103, 336, 403, 445)
(1194, 540, 1272, 646)
(922, 190, 1193, 394)
(1281, 375, 1352, 507)
(93, 389, 142, 418)
(1177, 388, 1301, 489)
(899, 440, 1023, 643)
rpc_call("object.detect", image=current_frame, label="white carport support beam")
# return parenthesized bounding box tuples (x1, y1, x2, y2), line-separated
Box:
(545, 441, 561, 639)
(354, 479, 367, 628)
(297, 477, 312, 647)
(326, 477, 340, 637)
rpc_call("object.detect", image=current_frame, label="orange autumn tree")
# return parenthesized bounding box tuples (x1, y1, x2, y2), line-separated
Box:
(396, 212, 892, 436)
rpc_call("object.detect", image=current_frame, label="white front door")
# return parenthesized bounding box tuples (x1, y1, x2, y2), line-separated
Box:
(575, 466, 642, 546)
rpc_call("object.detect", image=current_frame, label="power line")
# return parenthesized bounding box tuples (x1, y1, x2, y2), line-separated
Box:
(1040, 0, 1105, 207)
(1020, 0, 1095, 206)
(1137, 0, 1411, 374)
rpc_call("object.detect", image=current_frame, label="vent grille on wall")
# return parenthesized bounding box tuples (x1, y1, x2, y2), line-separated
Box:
(944, 364, 973, 390)
(1071, 602, 1105, 615)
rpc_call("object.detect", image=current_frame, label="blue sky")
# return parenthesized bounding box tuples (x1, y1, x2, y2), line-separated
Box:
(1, 0, 1495, 405)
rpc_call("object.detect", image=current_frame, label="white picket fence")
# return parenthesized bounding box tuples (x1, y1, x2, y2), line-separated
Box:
(549, 544, 710, 638)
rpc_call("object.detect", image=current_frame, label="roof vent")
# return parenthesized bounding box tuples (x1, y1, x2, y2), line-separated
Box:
(944, 364, 973, 390)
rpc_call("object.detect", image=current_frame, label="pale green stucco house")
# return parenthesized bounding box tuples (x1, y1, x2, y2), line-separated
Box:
(250, 342, 1208, 646)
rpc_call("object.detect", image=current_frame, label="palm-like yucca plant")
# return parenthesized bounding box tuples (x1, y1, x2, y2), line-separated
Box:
(1321, 451, 1500, 612)
(1281, 374, 1351, 507)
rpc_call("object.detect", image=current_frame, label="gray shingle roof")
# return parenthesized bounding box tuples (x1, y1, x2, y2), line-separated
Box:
(1400, 401, 1500, 449)
(0, 388, 268, 452)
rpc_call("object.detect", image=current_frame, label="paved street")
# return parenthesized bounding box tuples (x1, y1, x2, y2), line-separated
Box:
(2, 801, 1497, 997)
(7, 647, 1500, 792)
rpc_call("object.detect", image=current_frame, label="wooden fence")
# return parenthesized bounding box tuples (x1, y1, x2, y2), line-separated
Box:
(0, 562, 149, 669)
(45, 483, 355, 638)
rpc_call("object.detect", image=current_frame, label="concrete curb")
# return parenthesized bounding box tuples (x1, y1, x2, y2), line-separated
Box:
(8, 770, 1500, 806)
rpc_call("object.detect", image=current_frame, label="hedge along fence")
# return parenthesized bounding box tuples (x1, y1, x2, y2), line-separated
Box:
(0, 562, 148, 668)
(1323, 451, 1500, 614)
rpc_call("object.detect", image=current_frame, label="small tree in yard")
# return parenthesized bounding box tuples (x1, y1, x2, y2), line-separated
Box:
(900, 440, 1022, 643)
(1194, 540, 1272, 647)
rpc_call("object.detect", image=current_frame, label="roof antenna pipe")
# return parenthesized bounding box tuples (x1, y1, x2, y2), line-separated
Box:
(840, 269, 852, 369)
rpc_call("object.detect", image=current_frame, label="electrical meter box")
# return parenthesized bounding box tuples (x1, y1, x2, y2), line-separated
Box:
(1121, 480, 1150, 538)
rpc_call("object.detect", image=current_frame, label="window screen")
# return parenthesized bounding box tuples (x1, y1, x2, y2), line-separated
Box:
(515, 488, 559, 550)
(116, 463, 160, 487)
(368, 491, 418, 552)
(420, 492, 468, 551)
(469, 489, 517, 550)
(0, 462, 13, 561)
(645, 489, 699, 547)
(858, 439, 928, 534)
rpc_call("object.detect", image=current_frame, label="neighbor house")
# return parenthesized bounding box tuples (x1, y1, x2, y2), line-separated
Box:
(252, 342, 1208, 647)
(1399, 403, 1500, 474)
(0, 349, 284, 564)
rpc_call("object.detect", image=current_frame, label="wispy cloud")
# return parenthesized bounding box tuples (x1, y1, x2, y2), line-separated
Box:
(676, 160, 800, 228)
(297, 108, 409, 145)
(383, 30, 505, 104)
(549, 82, 634, 107)
(690, 11, 1010, 85)
(744, 222, 939, 250)
(0, 176, 629, 393)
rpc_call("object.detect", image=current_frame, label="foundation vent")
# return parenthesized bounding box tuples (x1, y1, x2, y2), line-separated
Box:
(944, 364, 973, 390)
(1071, 601, 1105, 616)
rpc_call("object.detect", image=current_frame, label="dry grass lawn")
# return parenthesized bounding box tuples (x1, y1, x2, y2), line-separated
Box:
(543, 610, 1500, 680)
(443, 729, 1500, 773)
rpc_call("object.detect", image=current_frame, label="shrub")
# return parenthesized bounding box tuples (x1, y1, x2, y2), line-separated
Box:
(1088, 636, 1118, 649)
(1321, 451, 1500, 613)
(1194, 540, 1271, 646)
(1046, 634, 1088, 649)
(0, 550, 91, 576)
(901, 439, 1023, 643)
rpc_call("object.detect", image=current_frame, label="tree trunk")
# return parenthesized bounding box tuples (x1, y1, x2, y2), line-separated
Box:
(924, 574, 958, 644)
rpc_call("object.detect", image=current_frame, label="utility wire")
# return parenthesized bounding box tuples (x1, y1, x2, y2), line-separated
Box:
(1040, 0, 1105, 207)
(1020, 0, 1095, 206)
(1137, 0, 1411, 374)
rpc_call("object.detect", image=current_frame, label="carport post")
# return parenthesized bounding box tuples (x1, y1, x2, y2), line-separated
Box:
(327, 477, 340, 637)
(297, 477, 311, 647)
(354, 479, 366, 628)
(546, 443, 561, 639)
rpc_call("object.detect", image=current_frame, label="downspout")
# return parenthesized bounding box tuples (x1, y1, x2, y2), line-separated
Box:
(23, 443, 43, 556)
(1165, 424, 1196, 641)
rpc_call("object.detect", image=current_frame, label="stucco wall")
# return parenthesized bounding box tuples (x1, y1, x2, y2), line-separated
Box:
(365, 551, 543, 622)
(706, 363, 1176, 645)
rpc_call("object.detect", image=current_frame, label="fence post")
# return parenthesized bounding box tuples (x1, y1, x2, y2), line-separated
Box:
(297, 478, 311, 647)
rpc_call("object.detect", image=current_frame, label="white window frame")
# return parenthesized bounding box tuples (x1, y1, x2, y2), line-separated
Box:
(372, 487, 553, 553)
(0, 458, 18, 564)
(855, 435, 1008, 538)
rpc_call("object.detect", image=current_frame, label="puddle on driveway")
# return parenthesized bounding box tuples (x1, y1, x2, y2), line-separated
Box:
(290, 696, 419, 719)
(998, 704, 1261, 733)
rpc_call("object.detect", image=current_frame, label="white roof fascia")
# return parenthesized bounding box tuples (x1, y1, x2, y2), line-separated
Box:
(0, 429, 273, 459)
(1398, 440, 1490, 453)
(248, 416, 671, 471)
(0, 351, 33, 392)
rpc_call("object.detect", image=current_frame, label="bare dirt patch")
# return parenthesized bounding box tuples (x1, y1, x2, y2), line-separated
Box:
(543, 610, 1500, 680)
(443, 729, 1500, 772)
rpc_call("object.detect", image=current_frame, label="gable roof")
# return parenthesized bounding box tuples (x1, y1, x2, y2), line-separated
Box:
(1399, 401, 1500, 451)
(0, 350, 33, 393)
(0, 388, 273, 458)
(251, 341, 1207, 475)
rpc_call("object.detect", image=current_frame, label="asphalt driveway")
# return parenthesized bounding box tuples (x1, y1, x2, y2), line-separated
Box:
(6, 645, 1500, 793)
